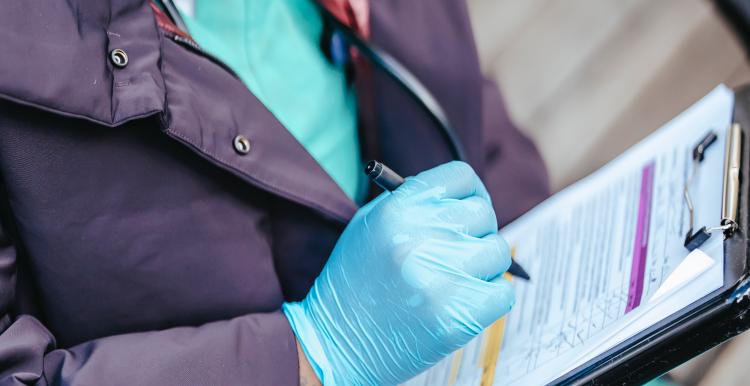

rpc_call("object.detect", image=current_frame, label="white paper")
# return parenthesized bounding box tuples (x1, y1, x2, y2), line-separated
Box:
(565, 236, 724, 375)
(649, 248, 715, 303)
(401, 85, 734, 386)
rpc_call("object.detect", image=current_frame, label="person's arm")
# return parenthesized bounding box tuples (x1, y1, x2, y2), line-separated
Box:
(479, 76, 550, 222)
(0, 221, 300, 385)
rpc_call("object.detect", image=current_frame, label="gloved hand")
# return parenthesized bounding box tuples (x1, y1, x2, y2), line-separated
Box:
(283, 161, 514, 385)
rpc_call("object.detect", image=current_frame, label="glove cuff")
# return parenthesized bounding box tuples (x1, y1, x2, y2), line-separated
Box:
(282, 301, 335, 384)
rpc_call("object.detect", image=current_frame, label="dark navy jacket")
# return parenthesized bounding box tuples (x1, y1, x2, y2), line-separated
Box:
(0, 0, 549, 384)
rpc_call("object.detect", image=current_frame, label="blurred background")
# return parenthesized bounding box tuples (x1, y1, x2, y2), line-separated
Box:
(466, 0, 750, 384)
(469, 0, 750, 191)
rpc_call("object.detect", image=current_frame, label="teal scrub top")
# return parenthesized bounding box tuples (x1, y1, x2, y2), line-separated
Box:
(180, 0, 366, 203)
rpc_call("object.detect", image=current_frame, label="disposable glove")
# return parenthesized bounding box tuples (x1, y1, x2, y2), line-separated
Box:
(283, 161, 514, 385)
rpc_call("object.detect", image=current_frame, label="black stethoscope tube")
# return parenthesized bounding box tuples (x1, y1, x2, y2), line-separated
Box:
(318, 10, 468, 162)
(159, 0, 468, 163)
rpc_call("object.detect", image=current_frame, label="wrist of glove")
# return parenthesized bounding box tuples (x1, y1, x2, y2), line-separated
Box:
(284, 161, 515, 385)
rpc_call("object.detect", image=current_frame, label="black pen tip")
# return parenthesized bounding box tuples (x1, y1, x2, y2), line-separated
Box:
(508, 259, 531, 281)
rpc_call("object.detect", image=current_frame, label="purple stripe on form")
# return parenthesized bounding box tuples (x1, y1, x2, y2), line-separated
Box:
(625, 162, 655, 313)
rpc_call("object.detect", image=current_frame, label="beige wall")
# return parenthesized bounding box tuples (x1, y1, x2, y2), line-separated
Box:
(468, 0, 750, 191)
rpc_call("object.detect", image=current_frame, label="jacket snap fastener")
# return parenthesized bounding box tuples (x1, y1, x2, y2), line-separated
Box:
(109, 49, 128, 68)
(233, 135, 252, 155)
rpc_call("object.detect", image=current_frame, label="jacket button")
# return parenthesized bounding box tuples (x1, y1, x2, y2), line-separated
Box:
(233, 135, 252, 155)
(109, 49, 129, 68)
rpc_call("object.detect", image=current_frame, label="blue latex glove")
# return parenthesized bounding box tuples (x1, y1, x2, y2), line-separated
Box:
(283, 161, 514, 385)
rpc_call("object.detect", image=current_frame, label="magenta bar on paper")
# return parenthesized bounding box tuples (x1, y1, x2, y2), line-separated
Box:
(625, 162, 655, 313)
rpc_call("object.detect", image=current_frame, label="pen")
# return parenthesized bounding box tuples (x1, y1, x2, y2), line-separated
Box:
(365, 160, 531, 281)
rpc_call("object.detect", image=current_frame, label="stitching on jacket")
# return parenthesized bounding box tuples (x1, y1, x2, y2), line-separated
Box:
(164, 127, 349, 223)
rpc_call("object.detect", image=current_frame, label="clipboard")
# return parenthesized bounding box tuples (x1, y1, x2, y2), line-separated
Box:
(552, 85, 750, 385)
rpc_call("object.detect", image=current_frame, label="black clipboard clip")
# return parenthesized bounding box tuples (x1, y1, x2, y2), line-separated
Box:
(684, 123, 742, 251)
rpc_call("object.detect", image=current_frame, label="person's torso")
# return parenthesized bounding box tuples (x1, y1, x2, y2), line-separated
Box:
(0, 0, 549, 347)
(180, 0, 367, 203)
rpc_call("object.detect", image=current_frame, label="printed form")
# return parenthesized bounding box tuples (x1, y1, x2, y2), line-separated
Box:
(402, 85, 734, 386)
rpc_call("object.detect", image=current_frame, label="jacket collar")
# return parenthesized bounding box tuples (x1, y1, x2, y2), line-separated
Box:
(0, 0, 165, 127)
(0, 0, 358, 223)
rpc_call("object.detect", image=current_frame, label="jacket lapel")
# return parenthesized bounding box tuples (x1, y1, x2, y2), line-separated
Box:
(159, 34, 358, 223)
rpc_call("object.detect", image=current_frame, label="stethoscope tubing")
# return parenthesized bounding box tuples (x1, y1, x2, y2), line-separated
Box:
(159, 0, 468, 162)
(318, 9, 468, 162)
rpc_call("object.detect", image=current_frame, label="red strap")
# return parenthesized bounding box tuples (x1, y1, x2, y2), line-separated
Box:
(148, 1, 198, 45)
(318, 0, 370, 38)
